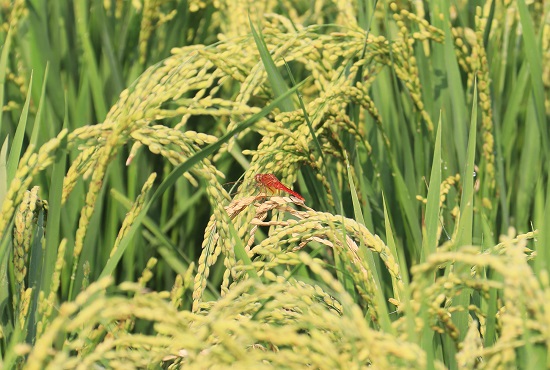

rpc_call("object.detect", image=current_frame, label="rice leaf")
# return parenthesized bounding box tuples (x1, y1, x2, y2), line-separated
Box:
(41, 99, 68, 296)
(30, 63, 49, 145)
(422, 113, 443, 261)
(249, 17, 293, 113)
(74, 0, 108, 119)
(6, 73, 33, 184)
(441, 0, 467, 168)
(451, 81, 478, 346)
(517, 0, 548, 156)
(0, 27, 12, 133)
(0, 137, 8, 206)
(347, 160, 393, 333)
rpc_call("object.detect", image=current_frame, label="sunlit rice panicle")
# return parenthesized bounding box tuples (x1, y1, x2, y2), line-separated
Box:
(62, 146, 100, 204)
(25, 269, 444, 369)
(36, 239, 67, 338)
(390, 4, 435, 132)
(474, 6, 496, 192)
(406, 230, 542, 364)
(193, 216, 217, 312)
(13, 187, 38, 291)
(21, 232, 541, 370)
(193, 194, 307, 311)
(17, 288, 32, 330)
(457, 321, 483, 368)
(170, 274, 185, 310)
(138, 1, 177, 65)
(139, 258, 158, 287)
(170, 263, 195, 310)
(217, 194, 404, 320)
(71, 136, 116, 289)
(416, 173, 461, 209)
(0, 129, 67, 242)
(110, 173, 157, 258)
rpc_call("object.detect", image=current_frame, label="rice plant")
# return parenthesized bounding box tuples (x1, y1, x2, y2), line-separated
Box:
(0, 0, 548, 368)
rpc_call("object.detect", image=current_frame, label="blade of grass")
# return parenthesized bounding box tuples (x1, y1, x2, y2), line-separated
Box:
(332, 225, 356, 301)
(1, 324, 25, 369)
(249, 17, 293, 113)
(517, 0, 550, 274)
(226, 211, 257, 279)
(347, 158, 393, 333)
(391, 167, 422, 262)
(381, 194, 412, 327)
(382, 12, 422, 199)
(357, 0, 376, 31)
(491, 74, 513, 232)
(161, 188, 205, 233)
(500, 63, 529, 162)
(6, 73, 33, 184)
(455, 82, 477, 247)
(0, 137, 7, 204)
(0, 217, 14, 336)
(517, 0, 548, 159)
(30, 63, 50, 145)
(481, 212, 498, 347)
(353, 150, 376, 230)
(74, 0, 108, 120)
(441, 0, 468, 168)
(521, 278, 547, 367)
(537, 179, 550, 287)
(0, 27, 12, 134)
(41, 97, 68, 296)
(515, 102, 541, 231)
(26, 0, 64, 121)
(94, 4, 124, 94)
(422, 113, 443, 261)
(482, 0, 496, 48)
(451, 81, 478, 353)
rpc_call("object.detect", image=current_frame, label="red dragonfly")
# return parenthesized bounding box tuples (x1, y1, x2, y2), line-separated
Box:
(254, 173, 304, 201)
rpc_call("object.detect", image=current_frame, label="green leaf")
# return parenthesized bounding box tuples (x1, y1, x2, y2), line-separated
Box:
(392, 166, 422, 261)
(0, 217, 15, 337)
(0, 137, 8, 206)
(347, 159, 393, 334)
(0, 27, 13, 134)
(515, 102, 541, 230)
(249, 18, 294, 112)
(451, 81, 478, 349)
(422, 113, 443, 261)
(441, 0, 467, 168)
(74, 0, 108, 120)
(517, 0, 548, 157)
(7, 73, 33, 184)
(455, 84, 477, 248)
(30, 63, 50, 145)
(41, 96, 69, 296)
